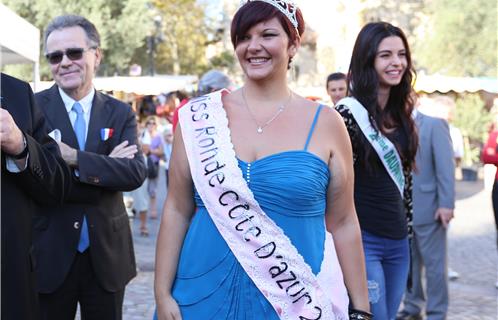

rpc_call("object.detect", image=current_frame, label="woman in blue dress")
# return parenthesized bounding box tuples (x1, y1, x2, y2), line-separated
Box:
(154, 1, 370, 319)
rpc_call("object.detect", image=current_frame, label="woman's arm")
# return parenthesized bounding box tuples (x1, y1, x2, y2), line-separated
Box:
(154, 124, 195, 320)
(324, 109, 370, 312)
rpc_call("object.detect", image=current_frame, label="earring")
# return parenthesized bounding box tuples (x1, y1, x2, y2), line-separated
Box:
(290, 60, 297, 82)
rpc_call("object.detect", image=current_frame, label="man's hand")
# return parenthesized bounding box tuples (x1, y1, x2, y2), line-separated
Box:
(109, 140, 138, 159)
(0, 108, 25, 155)
(57, 141, 78, 167)
(434, 207, 454, 228)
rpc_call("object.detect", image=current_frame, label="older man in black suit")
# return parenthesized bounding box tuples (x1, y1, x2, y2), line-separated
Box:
(33, 15, 146, 320)
(1, 72, 80, 320)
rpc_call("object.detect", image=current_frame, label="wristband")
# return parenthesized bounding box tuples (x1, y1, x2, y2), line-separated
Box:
(349, 308, 373, 320)
(9, 135, 28, 159)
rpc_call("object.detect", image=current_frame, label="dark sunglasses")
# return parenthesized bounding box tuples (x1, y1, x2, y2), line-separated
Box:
(147, 122, 156, 125)
(45, 47, 96, 65)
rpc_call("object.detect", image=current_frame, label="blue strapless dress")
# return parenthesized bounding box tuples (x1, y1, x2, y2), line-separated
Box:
(154, 150, 331, 320)
(152, 105, 350, 320)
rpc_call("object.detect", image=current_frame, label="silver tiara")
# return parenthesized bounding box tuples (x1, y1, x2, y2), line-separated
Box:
(240, 0, 299, 29)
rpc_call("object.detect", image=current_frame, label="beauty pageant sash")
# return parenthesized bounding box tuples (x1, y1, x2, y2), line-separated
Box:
(339, 97, 405, 197)
(179, 90, 348, 320)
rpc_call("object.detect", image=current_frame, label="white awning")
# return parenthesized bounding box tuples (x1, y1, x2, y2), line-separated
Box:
(0, 3, 40, 64)
(292, 74, 498, 105)
(414, 74, 498, 94)
(34, 75, 198, 95)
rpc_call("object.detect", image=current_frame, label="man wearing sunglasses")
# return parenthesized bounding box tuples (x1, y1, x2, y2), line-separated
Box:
(33, 15, 146, 320)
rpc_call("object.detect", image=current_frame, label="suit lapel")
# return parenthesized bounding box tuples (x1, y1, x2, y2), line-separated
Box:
(42, 85, 80, 149)
(86, 91, 112, 153)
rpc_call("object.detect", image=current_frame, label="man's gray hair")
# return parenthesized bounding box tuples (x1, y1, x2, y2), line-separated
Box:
(198, 70, 232, 95)
(44, 15, 100, 52)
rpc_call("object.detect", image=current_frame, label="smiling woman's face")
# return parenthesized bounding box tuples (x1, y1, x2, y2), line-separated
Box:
(374, 36, 407, 90)
(235, 17, 295, 82)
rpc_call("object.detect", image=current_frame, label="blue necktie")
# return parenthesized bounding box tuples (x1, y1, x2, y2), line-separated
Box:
(72, 102, 86, 150)
(72, 102, 90, 252)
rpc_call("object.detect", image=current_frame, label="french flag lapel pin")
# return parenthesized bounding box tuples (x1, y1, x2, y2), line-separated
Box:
(100, 128, 114, 141)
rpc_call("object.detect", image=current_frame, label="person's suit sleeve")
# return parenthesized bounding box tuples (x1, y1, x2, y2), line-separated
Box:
(12, 80, 99, 205)
(77, 105, 146, 191)
(432, 118, 456, 209)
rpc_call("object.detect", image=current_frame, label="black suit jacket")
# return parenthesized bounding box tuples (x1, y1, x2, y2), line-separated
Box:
(34, 85, 146, 293)
(0, 73, 79, 320)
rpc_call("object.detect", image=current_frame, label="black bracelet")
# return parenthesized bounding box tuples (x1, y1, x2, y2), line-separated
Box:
(9, 135, 28, 159)
(349, 308, 373, 320)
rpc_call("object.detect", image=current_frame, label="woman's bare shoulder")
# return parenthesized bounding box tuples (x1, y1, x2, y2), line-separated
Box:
(223, 88, 241, 101)
(314, 104, 347, 131)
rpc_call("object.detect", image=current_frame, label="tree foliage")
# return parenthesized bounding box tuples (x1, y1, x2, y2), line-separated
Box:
(2, 0, 151, 78)
(147, 0, 209, 75)
(415, 0, 497, 77)
(359, 0, 497, 78)
(360, 0, 425, 48)
(453, 94, 494, 165)
(208, 51, 236, 73)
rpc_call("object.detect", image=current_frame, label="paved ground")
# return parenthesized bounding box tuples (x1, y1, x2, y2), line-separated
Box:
(445, 179, 498, 319)
(119, 169, 498, 319)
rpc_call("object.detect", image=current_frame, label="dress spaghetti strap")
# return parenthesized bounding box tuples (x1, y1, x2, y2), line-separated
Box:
(304, 104, 324, 151)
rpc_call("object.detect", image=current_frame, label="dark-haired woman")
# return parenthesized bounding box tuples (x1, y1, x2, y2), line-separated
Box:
(335, 22, 418, 320)
(154, 1, 370, 319)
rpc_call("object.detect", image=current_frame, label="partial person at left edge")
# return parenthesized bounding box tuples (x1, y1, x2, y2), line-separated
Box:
(0, 72, 99, 320)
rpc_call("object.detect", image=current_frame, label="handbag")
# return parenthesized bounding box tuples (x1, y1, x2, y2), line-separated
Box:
(147, 155, 159, 179)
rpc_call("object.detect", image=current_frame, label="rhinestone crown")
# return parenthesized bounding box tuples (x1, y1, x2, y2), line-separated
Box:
(240, 0, 299, 29)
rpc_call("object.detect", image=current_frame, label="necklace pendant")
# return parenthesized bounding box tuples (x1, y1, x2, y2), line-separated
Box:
(257, 127, 263, 134)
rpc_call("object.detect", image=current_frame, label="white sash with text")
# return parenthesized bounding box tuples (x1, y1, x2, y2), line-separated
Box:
(339, 97, 405, 197)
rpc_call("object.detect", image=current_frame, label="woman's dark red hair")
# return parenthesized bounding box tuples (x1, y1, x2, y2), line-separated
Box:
(230, 1, 305, 49)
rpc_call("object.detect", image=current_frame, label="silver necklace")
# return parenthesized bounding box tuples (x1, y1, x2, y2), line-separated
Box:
(241, 88, 292, 134)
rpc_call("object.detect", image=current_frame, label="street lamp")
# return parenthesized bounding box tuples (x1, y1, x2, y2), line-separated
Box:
(147, 14, 163, 76)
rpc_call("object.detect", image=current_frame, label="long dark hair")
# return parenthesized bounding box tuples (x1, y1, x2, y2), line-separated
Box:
(348, 21, 418, 170)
